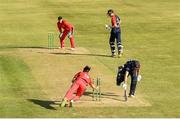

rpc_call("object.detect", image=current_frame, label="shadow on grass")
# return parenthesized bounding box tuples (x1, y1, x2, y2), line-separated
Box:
(27, 99, 59, 110)
(7, 46, 48, 49)
(50, 52, 112, 58)
(84, 91, 125, 102)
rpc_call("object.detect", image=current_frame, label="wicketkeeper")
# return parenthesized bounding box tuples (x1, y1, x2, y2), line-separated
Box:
(60, 66, 98, 107)
(57, 16, 75, 50)
(116, 60, 141, 97)
(106, 9, 123, 57)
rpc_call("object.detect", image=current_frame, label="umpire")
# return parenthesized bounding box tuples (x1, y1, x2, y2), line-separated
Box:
(116, 60, 141, 97)
(106, 9, 123, 57)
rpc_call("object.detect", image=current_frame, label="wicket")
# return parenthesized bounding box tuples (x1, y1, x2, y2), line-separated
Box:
(48, 32, 54, 49)
(92, 78, 101, 101)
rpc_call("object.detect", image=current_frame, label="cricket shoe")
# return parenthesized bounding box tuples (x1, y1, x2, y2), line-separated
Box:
(64, 104, 68, 107)
(69, 100, 73, 107)
(118, 51, 123, 58)
(70, 48, 75, 51)
(64, 100, 73, 107)
(128, 94, 135, 98)
(60, 99, 68, 107)
(118, 53, 122, 58)
(58, 47, 63, 49)
(111, 53, 115, 57)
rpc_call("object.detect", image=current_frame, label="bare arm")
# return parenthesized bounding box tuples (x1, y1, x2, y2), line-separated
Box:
(71, 77, 76, 83)
(89, 80, 98, 90)
(90, 83, 97, 89)
(124, 71, 129, 84)
(107, 20, 121, 29)
(72, 72, 79, 83)
(57, 23, 62, 33)
(137, 69, 140, 76)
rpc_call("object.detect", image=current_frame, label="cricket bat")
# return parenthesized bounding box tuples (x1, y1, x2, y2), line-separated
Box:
(124, 89, 128, 101)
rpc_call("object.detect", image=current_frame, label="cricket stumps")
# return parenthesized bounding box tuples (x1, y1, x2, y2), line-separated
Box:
(48, 32, 54, 49)
(92, 78, 101, 101)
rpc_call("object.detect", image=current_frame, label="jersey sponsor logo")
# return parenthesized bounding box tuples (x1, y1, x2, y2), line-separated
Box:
(84, 73, 89, 79)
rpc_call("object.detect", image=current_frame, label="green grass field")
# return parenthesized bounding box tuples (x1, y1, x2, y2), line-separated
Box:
(0, 0, 180, 117)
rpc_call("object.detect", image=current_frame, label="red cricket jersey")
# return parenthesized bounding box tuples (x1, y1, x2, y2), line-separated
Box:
(111, 15, 116, 27)
(57, 20, 73, 32)
(73, 72, 92, 86)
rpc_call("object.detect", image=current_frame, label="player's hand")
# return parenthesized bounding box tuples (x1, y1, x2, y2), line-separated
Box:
(137, 75, 142, 82)
(118, 66, 123, 71)
(94, 86, 99, 91)
(71, 78, 75, 83)
(122, 83, 127, 90)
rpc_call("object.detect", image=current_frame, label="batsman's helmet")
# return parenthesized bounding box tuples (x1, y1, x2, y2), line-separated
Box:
(134, 61, 141, 70)
(58, 16, 62, 20)
(83, 65, 91, 72)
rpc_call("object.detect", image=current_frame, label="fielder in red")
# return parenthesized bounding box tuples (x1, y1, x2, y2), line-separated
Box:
(57, 16, 75, 50)
(60, 66, 98, 107)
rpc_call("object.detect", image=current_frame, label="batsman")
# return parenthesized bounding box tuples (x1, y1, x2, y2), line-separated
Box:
(106, 9, 123, 57)
(60, 66, 98, 107)
(116, 60, 142, 98)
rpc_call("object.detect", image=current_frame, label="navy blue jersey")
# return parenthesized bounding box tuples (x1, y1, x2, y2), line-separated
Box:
(118, 60, 140, 76)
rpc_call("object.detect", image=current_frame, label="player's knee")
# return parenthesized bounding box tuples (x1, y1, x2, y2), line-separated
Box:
(109, 42, 115, 46)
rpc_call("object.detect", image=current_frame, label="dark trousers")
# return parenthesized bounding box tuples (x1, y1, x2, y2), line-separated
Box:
(129, 76, 137, 95)
(109, 28, 122, 54)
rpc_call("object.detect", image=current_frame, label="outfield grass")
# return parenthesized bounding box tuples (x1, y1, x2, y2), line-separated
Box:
(0, 0, 180, 117)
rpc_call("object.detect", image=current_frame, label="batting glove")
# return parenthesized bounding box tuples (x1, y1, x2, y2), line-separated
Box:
(105, 24, 111, 30)
(137, 75, 142, 82)
(122, 83, 127, 90)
